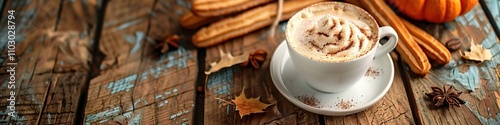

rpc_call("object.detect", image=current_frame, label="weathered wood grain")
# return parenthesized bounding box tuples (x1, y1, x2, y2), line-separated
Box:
(0, 0, 63, 124)
(56, 0, 96, 32)
(93, 0, 154, 71)
(405, 5, 500, 125)
(29, 0, 98, 124)
(84, 0, 198, 124)
(203, 20, 320, 124)
(324, 52, 415, 125)
(1, 0, 98, 124)
(36, 72, 88, 124)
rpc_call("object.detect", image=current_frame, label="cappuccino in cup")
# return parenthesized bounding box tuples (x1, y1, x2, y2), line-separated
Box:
(285, 2, 398, 93)
(288, 8, 377, 62)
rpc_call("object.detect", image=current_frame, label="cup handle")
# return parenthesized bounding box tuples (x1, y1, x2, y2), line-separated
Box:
(375, 26, 398, 58)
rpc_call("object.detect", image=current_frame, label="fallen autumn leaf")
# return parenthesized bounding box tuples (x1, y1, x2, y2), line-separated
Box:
(460, 42, 492, 62)
(232, 90, 272, 118)
(205, 48, 249, 75)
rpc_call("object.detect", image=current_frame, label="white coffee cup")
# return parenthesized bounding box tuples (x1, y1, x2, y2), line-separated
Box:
(285, 2, 398, 93)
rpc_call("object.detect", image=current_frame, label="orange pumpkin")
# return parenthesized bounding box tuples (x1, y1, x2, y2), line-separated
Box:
(388, 0, 478, 23)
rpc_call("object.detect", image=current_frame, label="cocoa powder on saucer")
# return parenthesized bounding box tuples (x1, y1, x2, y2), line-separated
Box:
(297, 95, 321, 108)
(336, 99, 355, 110)
(365, 67, 381, 77)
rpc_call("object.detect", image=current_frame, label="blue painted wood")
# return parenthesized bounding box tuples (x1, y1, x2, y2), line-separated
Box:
(82, 0, 198, 124)
(484, 1, 499, 25)
(481, 0, 500, 42)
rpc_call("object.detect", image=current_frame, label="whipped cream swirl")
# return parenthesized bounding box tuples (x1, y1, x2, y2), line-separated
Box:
(303, 14, 372, 59)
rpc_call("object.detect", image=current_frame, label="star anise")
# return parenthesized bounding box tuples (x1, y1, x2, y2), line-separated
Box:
(156, 33, 180, 53)
(425, 84, 466, 108)
(241, 49, 267, 69)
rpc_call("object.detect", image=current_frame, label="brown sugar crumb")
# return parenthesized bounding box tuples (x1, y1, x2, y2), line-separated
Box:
(336, 99, 355, 110)
(297, 95, 321, 108)
(364, 67, 382, 77)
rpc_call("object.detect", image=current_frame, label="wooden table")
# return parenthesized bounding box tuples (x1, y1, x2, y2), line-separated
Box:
(0, 0, 499, 124)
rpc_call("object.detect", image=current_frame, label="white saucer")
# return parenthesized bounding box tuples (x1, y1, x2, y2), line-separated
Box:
(270, 41, 394, 116)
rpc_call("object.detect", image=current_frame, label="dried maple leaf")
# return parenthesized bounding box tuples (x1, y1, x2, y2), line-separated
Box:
(460, 42, 492, 62)
(232, 90, 272, 118)
(205, 48, 249, 75)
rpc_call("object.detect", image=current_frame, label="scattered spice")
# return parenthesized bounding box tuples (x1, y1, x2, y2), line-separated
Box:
(156, 33, 180, 53)
(241, 49, 267, 69)
(445, 38, 462, 51)
(364, 67, 381, 77)
(425, 84, 466, 108)
(296, 95, 321, 108)
(335, 99, 355, 110)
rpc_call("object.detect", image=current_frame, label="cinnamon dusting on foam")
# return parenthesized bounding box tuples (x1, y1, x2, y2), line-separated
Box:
(287, 4, 377, 62)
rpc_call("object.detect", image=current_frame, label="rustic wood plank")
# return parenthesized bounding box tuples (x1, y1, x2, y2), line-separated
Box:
(0, 0, 63, 124)
(84, 0, 198, 124)
(1, 0, 97, 124)
(32, 0, 98, 124)
(91, 0, 154, 72)
(405, 5, 500, 125)
(203, 19, 320, 124)
(324, 52, 414, 125)
(83, 0, 155, 124)
(56, 0, 96, 32)
(37, 72, 88, 124)
(144, 0, 197, 124)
